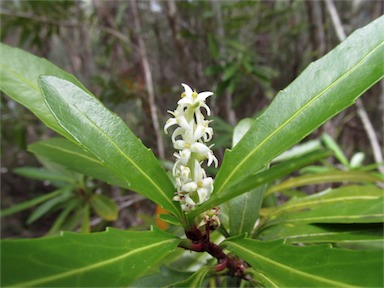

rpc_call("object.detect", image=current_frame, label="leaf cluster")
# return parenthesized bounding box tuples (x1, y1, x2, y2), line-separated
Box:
(1, 16, 383, 287)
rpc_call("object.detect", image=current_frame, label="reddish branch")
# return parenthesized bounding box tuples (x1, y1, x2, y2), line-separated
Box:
(179, 224, 248, 279)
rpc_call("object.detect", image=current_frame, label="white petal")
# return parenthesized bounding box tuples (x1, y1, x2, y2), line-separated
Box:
(173, 195, 181, 201)
(164, 118, 177, 133)
(184, 195, 196, 206)
(202, 177, 213, 194)
(181, 182, 197, 192)
(200, 102, 211, 116)
(207, 152, 219, 167)
(171, 127, 185, 143)
(179, 149, 191, 165)
(193, 123, 206, 141)
(203, 127, 213, 142)
(194, 110, 205, 124)
(177, 97, 193, 106)
(181, 83, 193, 97)
(180, 165, 191, 180)
(177, 115, 190, 130)
(197, 91, 213, 101)
(191, 142, 210, 154)
(174, 140, 186, 150)
(193, 160, 203, 182)
(181, 204, 192, 212)
(197, 188, 208, 203)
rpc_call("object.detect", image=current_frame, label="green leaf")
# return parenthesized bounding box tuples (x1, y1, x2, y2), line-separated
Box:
(46, 199, 78, 235)
(262, 185, 384, 228)
(13, 167, 73, 183)
(170, 266, 210, 287)
(322, 133, 350, 167)
(222, 63, 239, 81)
(158, 214, 183, 227)
(258, 223, 383, 247)
(28, 138, 130, 189)
(213, 17, 384, 203)
(229, 186, 264, 236)
(229, 118, 265, 236)
(133, 266, 193, 287)
(232, 118, 254, 148)
(0, 189, 64, 217)
(191, 150, 331, 217)
(27, 186, 72, 225)
(39, 77, 181, 220)
(266, 170, 382, 195)
(272, 139, 322, 163)
(90, 194, 118, 221)
(0, 43, 87, 138)
(80, 204, 90, 233)
(1, 228, 180, 287)
(224, 238, 383, 287)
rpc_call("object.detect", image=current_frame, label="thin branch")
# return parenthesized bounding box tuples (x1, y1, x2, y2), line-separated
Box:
(324, 0, 346, 42)
(325, 0, 384, 174)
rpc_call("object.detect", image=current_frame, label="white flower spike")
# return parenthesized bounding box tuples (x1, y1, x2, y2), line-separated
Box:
(165, 83, 218, 212)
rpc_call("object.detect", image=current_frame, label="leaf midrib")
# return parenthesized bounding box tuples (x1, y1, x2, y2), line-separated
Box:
(0, 64, 40, 91)
(216, 40, 384, 195)
(45, 82, 179, 217)
(227, 241, 357, 288)
(237, 192, 249, 234)
(15, 238, 177, 287)
(273, 195, 379, 214)
(276, 214, 384, 223)
(35, 142, 102, 164)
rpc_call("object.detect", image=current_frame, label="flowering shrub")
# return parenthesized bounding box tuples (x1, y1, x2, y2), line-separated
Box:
(1, 16, 383, 287)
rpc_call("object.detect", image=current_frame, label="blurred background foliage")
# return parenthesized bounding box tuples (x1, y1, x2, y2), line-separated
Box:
(1, 0, 382, 237)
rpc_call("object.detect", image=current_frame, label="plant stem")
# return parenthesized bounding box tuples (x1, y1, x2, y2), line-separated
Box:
(179, 224, 248, 280)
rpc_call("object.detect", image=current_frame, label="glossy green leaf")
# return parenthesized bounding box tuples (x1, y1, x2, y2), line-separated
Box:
(0, 189, 64, 217)
(224, 237, 383, 287)
(257, 223, 383, 247)
(229, 186, 264, 236)
(90, 194, 118, 221)
(191, 150, 331, 217)
(266, 170, 382, 195)
(1, 228, 180, 287)
(158, 214, 183, 227)
(39, 77, 181, 220)
(262, 185, 384, 228)
(214, 17, 384, 203)
(170, 266, 210, 287)
(0, 44, 87, 138)
(28, 138, 130, 189)
(229, 118, 264, 236)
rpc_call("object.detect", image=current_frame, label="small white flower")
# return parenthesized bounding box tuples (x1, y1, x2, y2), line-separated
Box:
(178, 83, 213, 115)
(165, 83, 217, 212)
(181, 181, 198, 193)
